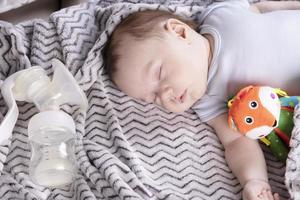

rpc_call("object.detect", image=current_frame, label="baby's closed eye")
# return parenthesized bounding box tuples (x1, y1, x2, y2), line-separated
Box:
(157, 65, 162, 80)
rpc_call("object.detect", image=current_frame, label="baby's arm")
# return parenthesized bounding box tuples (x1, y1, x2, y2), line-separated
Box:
(251, 1, 300, 13)
(208, 113, 268, 186)
(208, 114, 280, 200)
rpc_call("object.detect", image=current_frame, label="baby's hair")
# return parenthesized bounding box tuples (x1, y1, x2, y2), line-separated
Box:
(103, 10, 198, 81)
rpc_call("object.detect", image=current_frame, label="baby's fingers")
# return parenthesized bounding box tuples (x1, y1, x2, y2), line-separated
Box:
(273, 193, 280, 200)
(267, 191, 280, 200)
(258, 190, 280, 200)
(258, 189, 269, 200)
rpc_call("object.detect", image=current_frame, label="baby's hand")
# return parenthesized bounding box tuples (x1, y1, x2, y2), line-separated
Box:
(257, 189, 280, 200)
(242, 179, 280, 200)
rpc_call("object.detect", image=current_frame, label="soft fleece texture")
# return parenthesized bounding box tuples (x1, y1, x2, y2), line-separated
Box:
(0, 0, 295, 199)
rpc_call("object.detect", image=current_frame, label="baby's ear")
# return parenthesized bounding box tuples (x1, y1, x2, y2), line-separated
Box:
(165, 18, 188, 40)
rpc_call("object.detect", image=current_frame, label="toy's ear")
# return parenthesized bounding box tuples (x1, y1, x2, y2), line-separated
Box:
(236, 85, 253, 100)
(228, 85, 254, 108)
(228, 115, 237, 131)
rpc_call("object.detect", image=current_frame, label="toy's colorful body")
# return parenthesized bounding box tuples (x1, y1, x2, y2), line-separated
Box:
(265, 107, 293, 161)
(228, 86, 298, 162)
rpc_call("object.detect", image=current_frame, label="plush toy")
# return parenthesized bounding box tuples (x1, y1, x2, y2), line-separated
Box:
(227, 86, 299, 162)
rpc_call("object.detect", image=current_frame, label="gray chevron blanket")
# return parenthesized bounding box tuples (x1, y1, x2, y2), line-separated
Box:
(0, 0, 299, 199)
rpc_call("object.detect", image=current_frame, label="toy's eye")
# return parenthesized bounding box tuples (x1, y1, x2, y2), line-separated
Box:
(245, 116, 254, 124)
(249, 101, 258, 109)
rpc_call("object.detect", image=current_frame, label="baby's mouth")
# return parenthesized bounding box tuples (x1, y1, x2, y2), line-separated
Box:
(177, 89, 187, 103)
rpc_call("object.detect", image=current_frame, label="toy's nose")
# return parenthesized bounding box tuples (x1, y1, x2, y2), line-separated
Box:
(272, 120, 277, 127)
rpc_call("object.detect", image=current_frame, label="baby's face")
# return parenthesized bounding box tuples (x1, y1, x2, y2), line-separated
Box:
(114, 22, 210, 113)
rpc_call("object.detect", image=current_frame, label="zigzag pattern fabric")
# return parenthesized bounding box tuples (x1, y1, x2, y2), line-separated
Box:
(0, 0, 294, 199)
(286, 104, 300, 200)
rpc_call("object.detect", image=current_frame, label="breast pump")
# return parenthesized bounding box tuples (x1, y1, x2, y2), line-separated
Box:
(0, 59, 88, 188)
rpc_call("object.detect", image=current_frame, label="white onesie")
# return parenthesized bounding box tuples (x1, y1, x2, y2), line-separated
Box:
(192, 0, 300, 122)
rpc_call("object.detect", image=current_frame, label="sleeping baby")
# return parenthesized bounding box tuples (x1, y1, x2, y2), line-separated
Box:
(103, 1, 300, 199)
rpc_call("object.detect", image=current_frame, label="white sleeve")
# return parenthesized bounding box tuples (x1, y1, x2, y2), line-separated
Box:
(197, 0, 251, 24)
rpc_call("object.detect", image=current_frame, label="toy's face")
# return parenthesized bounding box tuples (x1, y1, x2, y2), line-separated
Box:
(228, 86, 281, 139)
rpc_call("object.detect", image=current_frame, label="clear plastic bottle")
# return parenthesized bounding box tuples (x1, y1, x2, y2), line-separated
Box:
(0, 59, 87, 187)
(28, 111, 77, 188)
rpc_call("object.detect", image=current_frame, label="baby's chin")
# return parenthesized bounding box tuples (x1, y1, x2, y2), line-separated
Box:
(162, 102, 194, 113)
